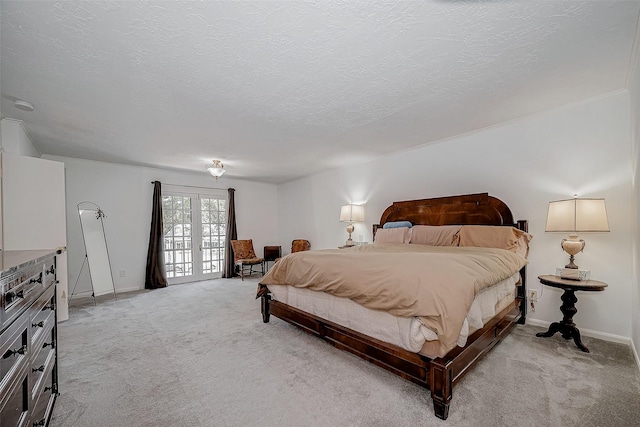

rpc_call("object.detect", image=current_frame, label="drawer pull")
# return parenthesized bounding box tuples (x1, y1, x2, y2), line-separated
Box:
(32, 365, 45, 373)
(43, 341, 55, 349)
(44, 303, 56, 311)
(5, 290, 24, 303)
(33, 419, 46, 427)
(29, 273, 43, 284)
(32, 321, 45, 328)
(3, 345, 27, 358)
(46, 265, 55, 275)
(44, 384, 57, 393)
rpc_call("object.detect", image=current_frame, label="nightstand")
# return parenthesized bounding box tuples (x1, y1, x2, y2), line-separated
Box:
(535, 274, 607, 353)
(263, 246, 281, 271)
(338, 242, 369, 249)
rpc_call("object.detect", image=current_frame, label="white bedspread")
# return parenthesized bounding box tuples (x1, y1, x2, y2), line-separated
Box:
(268, 272, 519, 356)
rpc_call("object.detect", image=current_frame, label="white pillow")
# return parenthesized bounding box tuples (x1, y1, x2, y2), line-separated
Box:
(374, 227, 411, 243)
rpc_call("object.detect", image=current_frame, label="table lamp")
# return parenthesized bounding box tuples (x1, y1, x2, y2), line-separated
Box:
(545, 197, 609, 269)
(339, 204, 364, 246)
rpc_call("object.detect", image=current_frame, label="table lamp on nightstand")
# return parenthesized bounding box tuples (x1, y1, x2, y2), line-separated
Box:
(545, 197, 609, 271)
(340, 204, 364, 247)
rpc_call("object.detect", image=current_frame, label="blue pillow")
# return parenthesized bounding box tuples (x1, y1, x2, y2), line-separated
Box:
(383, 221, 413, 229)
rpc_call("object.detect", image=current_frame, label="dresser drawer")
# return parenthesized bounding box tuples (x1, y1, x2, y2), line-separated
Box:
(29, 286, 56, 350)
(42, 261, 56, 290)
(30, 364, 56, 427)
(30, 322, 55, 368)
(1, 315, 29, 394)
(0, 370, 29, 427)
(2, 264, 44, 332)
(30, 346, 55, 402)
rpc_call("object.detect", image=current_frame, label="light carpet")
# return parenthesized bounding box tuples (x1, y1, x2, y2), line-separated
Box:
(50, 278, 640, 427)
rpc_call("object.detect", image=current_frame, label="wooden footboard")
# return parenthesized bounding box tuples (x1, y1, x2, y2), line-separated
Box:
(261, 292, 522, 419)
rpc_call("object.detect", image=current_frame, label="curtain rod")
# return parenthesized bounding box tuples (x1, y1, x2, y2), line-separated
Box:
(151, 181, 227, 191)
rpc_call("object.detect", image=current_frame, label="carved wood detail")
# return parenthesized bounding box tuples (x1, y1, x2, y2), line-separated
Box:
(373, 193, 514, 236)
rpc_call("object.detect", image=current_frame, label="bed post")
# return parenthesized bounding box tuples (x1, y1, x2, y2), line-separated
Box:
(429, 359, 452, 420)
(261, 293, 271, 323)
(516, 219, 528, 325)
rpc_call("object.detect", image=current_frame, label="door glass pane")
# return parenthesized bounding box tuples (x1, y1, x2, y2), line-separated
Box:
(163, 195, 194, 279)
(201, 196, 226, 275)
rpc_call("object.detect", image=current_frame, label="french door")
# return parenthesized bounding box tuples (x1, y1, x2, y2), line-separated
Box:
(162, 189, 227, 284)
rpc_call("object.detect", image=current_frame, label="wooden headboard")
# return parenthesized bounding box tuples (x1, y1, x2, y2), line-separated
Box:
(373, 193, 526, 235)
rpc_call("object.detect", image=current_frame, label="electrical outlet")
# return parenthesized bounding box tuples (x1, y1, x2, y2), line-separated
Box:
(529, 289, 538, 313)
(119, 270, 126, 278)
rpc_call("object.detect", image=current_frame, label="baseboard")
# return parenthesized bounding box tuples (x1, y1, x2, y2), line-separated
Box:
(526, 318, 631, 345)
(116, 286, 143, 293)
(69, 290, 95, 299)
(70, 286, 141, 299)
(632, 338, 640, 372)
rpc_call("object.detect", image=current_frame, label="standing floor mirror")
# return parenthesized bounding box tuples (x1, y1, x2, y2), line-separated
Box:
(71, 201, 117, 304)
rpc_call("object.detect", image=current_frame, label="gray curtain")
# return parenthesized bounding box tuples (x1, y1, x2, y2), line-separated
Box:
(145, 181, 167, 289)
(223, 188, 238, 278)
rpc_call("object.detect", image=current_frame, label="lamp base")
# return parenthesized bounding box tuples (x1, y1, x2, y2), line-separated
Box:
(561, 236, 585, 270)
(565, 255, 578, 270)
(345, 223, 355, 247)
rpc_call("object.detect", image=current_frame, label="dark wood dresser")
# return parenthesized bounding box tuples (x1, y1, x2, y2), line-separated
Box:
(1, 250, 59, 427)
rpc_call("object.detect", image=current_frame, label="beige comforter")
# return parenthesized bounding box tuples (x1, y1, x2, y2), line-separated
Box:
(260, 244, 527, 355)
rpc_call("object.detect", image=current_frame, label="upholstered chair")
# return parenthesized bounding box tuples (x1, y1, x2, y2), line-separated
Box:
(274, 239, 310, 263)
(291, 239, 311, 253)
(230, 239, 264, 280)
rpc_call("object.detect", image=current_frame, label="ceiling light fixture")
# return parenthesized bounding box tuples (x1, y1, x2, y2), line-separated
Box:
(14, 99, 34, 112)
(206, 160, 226, 180)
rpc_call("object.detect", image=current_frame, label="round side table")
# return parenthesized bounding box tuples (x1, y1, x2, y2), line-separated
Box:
(535, 275, 607, 353)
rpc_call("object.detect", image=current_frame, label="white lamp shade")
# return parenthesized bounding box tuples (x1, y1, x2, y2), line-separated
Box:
(340, 204, 364, 223)
(545, 198, 609, 232)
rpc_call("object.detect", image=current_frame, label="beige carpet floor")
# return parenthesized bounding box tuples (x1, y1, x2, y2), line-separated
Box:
(50, 278, 640, 426)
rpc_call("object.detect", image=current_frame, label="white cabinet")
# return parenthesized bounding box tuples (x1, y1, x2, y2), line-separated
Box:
(1, 153, 69, 321)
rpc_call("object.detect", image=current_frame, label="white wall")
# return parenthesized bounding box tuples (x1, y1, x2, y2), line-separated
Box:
(278, 90, 633, 341)
(43, 156, 279, 295)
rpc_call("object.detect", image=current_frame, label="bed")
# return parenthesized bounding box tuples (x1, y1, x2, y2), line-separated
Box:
(258, 193, 529, 419)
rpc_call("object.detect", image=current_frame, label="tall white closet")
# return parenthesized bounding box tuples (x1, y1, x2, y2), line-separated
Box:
(1, 119, 69, 321)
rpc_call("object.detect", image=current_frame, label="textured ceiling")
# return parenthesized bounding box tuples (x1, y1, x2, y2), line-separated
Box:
(1, 1, 639, 183)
